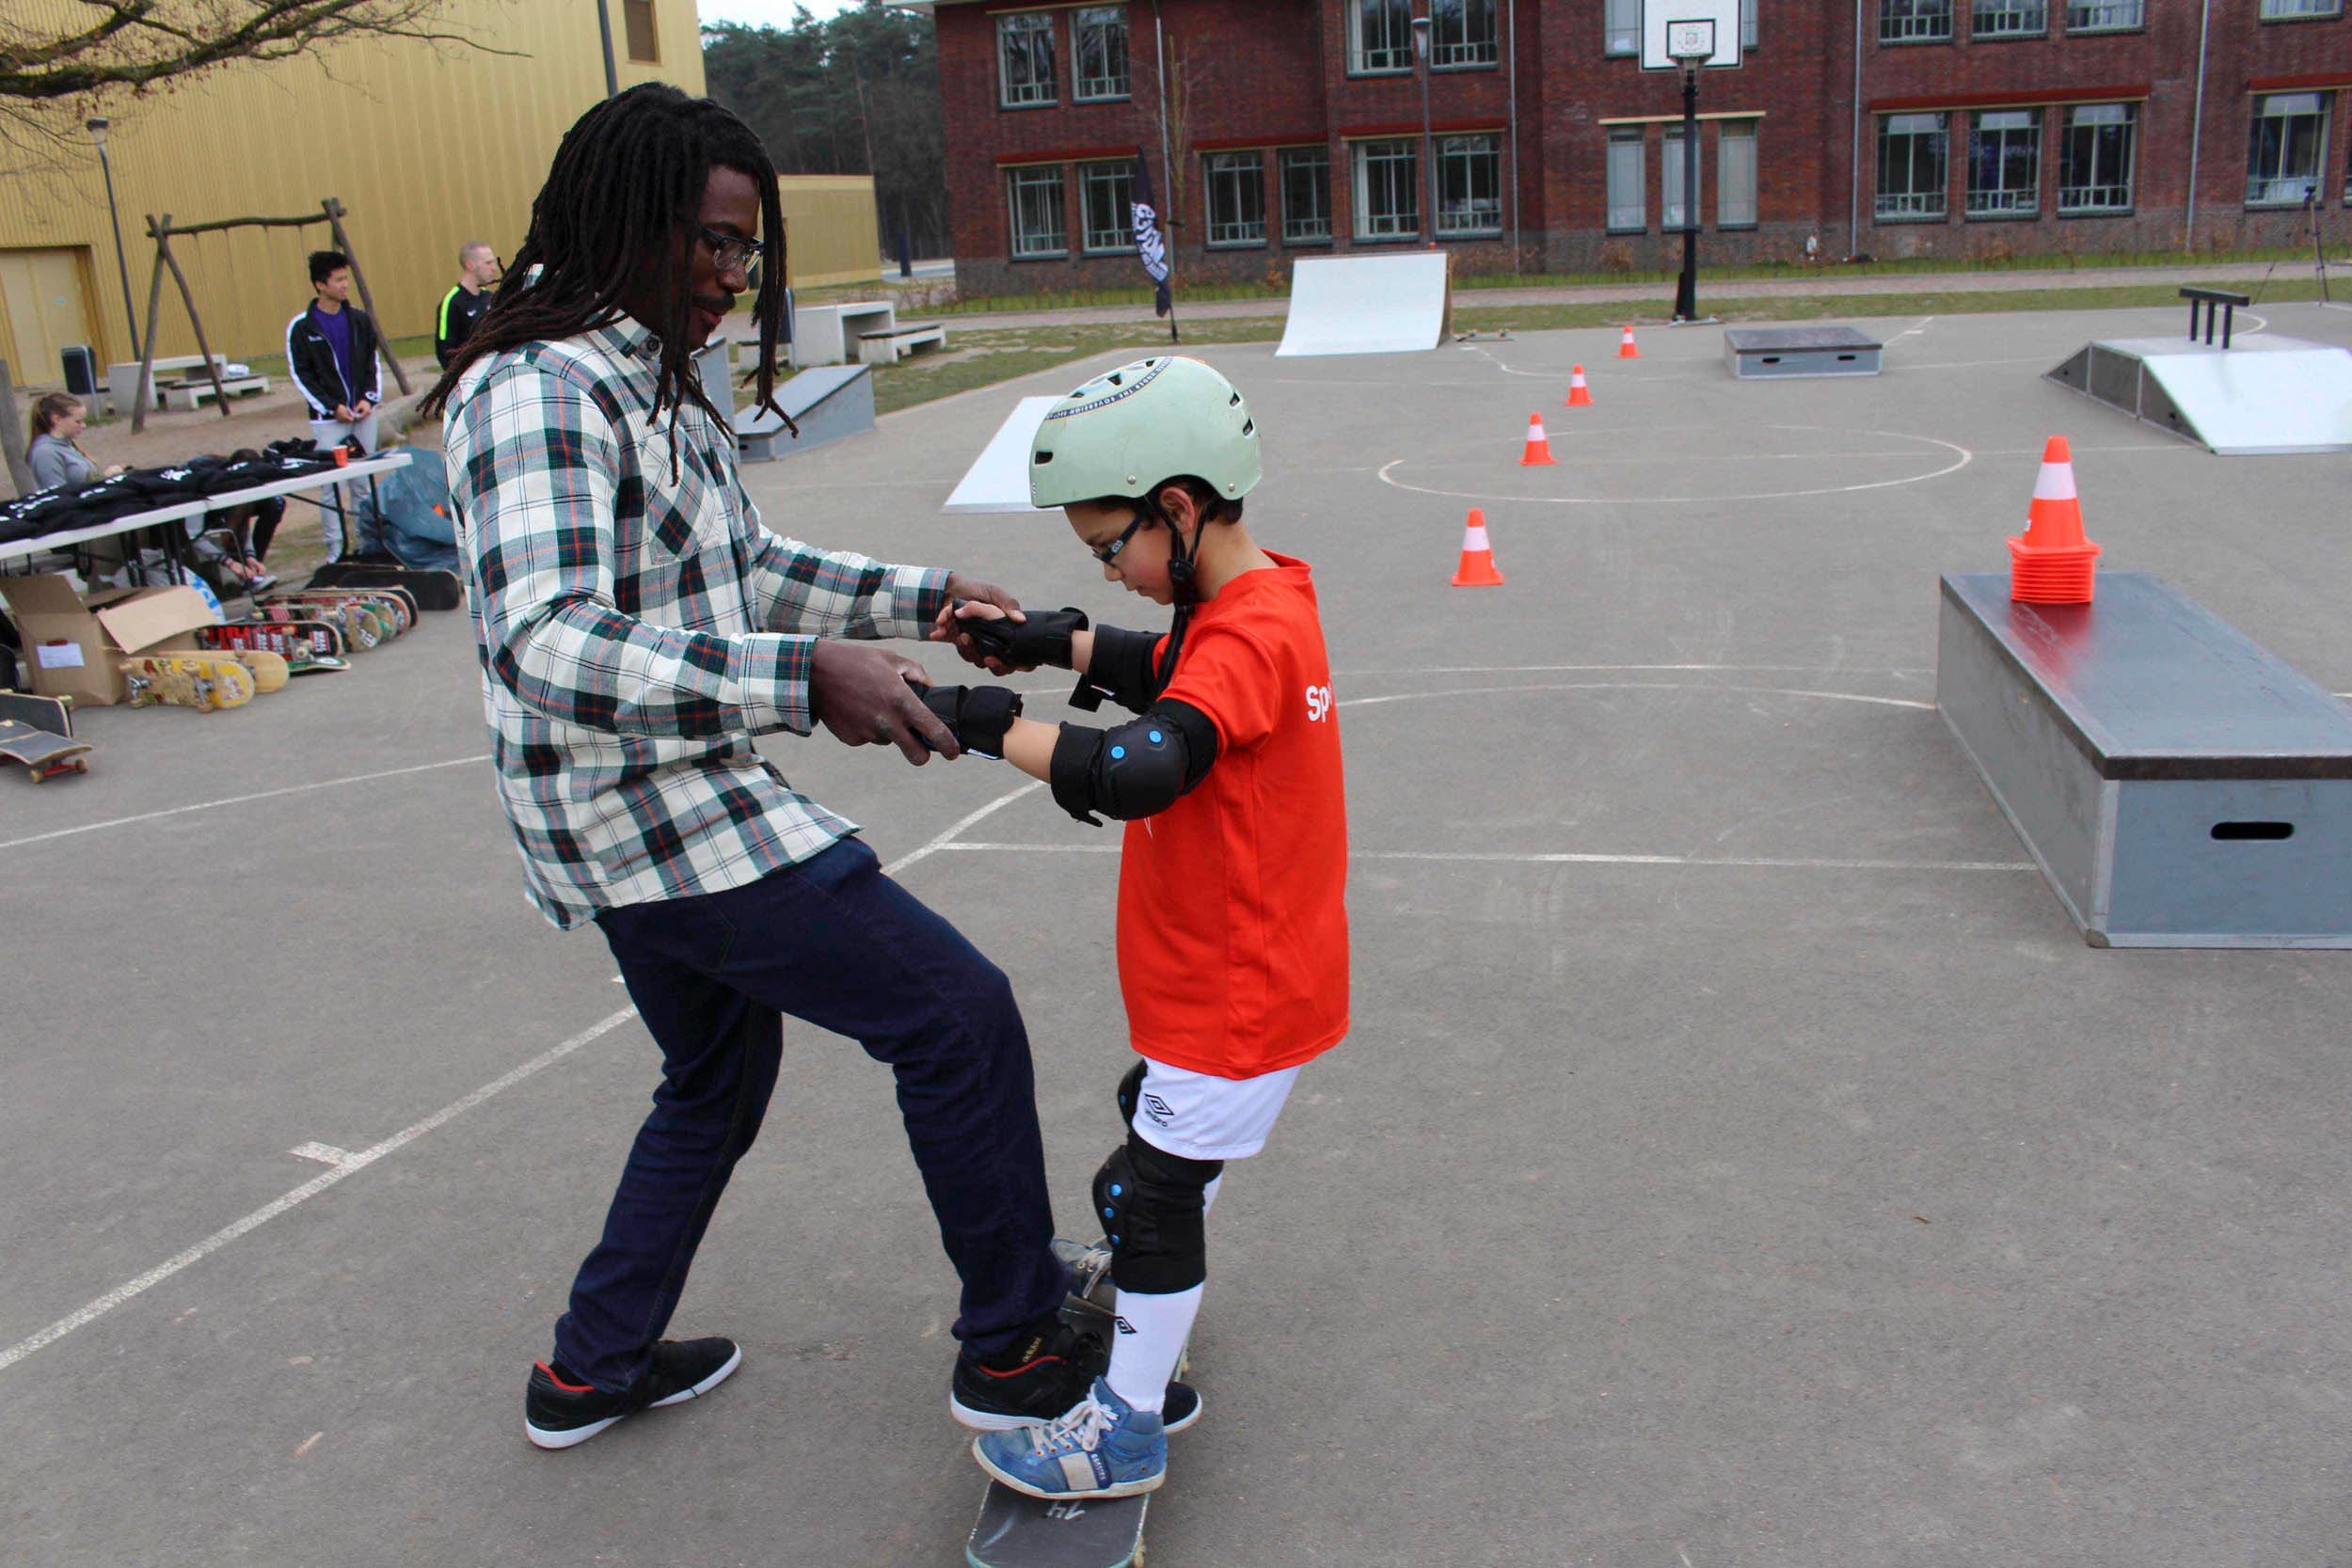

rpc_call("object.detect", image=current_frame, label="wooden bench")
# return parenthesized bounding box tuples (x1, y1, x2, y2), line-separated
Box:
(1936, 571, 2352, 947)
(856, 322, 946, 365)
(158, 374, 271, 412)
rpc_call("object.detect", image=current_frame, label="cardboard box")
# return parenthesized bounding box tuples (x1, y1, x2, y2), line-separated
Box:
(0, 576, 217, 706)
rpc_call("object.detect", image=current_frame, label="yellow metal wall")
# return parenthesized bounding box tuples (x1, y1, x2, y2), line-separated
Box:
(0, 0, 708, 374)
(777, 176, 883, 289)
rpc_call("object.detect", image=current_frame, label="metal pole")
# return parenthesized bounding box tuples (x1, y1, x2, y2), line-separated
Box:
(1506, 0, 1520, 270)
(596, 0, 620, 99)
(1414, 16, 1435, 245)
(1849, 0, 1863, 257)
(87, 121, 140, 362)
(2185, 0, 2212, 251)
(1675, 67, 1699, 321)
(1152, 0, 1177, 341)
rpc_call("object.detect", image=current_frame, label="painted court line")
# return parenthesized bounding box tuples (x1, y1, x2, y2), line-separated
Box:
(929, 843, 2031, 874)
(0, 754, 492, 853)
(0, 1007, 641, 1378)
(0, 780, 1051, 1378)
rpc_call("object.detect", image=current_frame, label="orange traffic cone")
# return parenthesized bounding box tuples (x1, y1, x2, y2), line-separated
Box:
(1565, 365, 1594, 407)
(1451, 508, 1505, 587)
(1617, 324, 1641, 359)
(2007, 436, 2102, 605)
(1519, 412, 1557, 467)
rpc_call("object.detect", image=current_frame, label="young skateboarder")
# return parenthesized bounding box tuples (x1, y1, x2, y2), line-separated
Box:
(918, 356, 1351, 1499)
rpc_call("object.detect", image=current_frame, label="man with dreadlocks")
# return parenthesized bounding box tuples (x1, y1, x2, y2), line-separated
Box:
(430, 84, 1104, 1451)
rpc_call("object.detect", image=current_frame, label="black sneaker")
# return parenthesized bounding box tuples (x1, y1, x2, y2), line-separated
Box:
(1161, 1379, 1202, 1433)
(950, 1311, 1106, 1432)
(524, 1337, 742, 1450)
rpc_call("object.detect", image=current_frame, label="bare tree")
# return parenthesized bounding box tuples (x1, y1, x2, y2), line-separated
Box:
(0, 2, 498, 165)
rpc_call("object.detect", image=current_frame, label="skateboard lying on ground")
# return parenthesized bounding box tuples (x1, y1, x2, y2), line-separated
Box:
(309, 561, 462, 611)
(271, 587, 408, 641)
(201, 621, 350, 673)
(965, 1240, 1182, 1568)
(205, 646, 289, 693)
(0, 691, 91, 782)
(257, 594, 379, 651)
(119, 654, 257, 713)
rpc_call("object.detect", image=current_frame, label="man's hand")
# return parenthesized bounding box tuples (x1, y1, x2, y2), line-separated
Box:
(354, 400, 374, 420)
(932, 574, 1024, 675)
(333, 404, 356, 422)
(946, 600, 1089, 672)
(810, 640, 959, 764)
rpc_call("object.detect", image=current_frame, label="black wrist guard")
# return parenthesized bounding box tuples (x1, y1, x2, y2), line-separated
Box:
(957, 602, 1088, 670)
(918, 683, 1024, 757)
(1072, 623, 1166, 714)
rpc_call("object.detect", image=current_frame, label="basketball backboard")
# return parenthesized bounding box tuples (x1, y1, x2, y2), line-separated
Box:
(1643, 0, 1740, 69)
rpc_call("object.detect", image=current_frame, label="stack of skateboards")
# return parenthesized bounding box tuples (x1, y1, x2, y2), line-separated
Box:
(119, 584, 421, 713)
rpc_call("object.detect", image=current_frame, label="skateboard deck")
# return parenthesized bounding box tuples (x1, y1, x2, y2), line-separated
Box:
(273, 590, 402, 641)
(309, 562, 462, 611)
(205, 619, 349, 668)
(0, 692, 90, 782)
(259, 595, 378, 650)
(120, 655, 257, 713)
(209, 647, 290, 693)
(968, 1487, 1146, 1568)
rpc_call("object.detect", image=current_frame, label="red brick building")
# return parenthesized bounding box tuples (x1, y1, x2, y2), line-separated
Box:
(918, 0, 2352, 293)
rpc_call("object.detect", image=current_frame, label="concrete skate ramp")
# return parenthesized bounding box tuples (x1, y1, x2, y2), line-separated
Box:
(1275, 252, 1452, 357)
(2046, 335, 2352, 455)
(942, 395, 1058, 514)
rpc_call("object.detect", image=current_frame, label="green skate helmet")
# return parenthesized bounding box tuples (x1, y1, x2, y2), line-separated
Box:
(1028, 356, 1261, 511)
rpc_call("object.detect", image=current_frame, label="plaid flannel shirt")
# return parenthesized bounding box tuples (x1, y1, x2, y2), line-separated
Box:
(445, 318, 947, 928)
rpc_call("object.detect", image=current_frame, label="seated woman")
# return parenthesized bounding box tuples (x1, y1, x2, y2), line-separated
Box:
(27, 392, 123, 490)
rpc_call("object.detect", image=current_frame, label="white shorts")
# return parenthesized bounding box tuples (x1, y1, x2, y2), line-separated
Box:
(1126, 1056, 1302, 1162)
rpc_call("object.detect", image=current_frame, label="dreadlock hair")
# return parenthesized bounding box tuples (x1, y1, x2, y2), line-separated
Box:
(421, 83, 792, 451)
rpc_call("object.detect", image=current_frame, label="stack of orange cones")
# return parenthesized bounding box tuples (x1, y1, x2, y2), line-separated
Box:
(2008, 436, 2102, 605)
(1519, 413, 1556, 467)
(1451, 508, 1505, 587)
(1617, 325, 1641, 359)
(1565, 365, 1594, 407)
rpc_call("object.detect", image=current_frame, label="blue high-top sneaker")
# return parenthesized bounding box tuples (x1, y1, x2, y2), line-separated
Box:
(973, 1376, 1168, 1500)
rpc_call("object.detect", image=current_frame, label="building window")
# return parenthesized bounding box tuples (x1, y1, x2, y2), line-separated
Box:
(623, 0, 659, 62)
(1881, 0, 1953, 42)
(1967, 109, 2042, 216)
(1080, 161, 1135, 252)
(1718, 121, 1759, 227)
(1605, 0, 1639, 55)
(1008, 166, 1067, 257)
(1352, 139, 1421, 238)
(1742, 0, 1759, 48)
(1205, 152, 1267, 245)
(2261, 0, 2342, 17)
(2065, 0, 2142, 31)
(1606, 127, 1646, 231)
(2058, 103, 2136, 212)
(1435, 135, 1502, 235)
(1877, 112, 1949, 219)
(1350, 0, 1414, 73)
(1972, 0, 2047, 38)
(999, 13, 1057, 107)
(1281, 148, 1333, 243)
(1074, 7, 1130, 101)
(1663, 125, 1701, 230)
(2249, 92, 2331, 206)
(1432, 0, 1499, 66)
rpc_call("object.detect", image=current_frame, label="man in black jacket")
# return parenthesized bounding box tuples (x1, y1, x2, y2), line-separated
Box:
(436, 243, 501, 369)
(285, 250, 384, 561)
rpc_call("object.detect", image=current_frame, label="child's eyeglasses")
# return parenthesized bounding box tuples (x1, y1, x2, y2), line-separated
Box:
(694, 225, 767, 277)
(1089, 510, 1150, 565)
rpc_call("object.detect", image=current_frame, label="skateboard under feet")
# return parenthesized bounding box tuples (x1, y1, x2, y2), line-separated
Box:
(119, 655, 257, 713)
(0, 691, 91, 782)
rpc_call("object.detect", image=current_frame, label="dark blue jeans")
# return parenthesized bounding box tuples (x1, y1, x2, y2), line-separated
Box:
(555, 836, 1067, 1391)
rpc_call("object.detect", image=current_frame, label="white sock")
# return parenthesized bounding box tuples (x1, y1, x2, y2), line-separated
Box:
(1104, 1283, 1204, 1417)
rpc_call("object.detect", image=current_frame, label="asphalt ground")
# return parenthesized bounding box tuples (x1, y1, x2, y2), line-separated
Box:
(8, 301, 2352, 1567)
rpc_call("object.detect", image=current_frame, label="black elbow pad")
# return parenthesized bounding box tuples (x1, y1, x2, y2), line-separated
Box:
(1048, 700, 1219, 823)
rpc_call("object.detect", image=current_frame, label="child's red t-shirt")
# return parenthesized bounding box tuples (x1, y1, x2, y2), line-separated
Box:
(1117, 551, 1349, 1079)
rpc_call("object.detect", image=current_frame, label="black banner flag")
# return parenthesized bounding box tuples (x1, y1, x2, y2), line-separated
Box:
(1131, 153, 1172, 319)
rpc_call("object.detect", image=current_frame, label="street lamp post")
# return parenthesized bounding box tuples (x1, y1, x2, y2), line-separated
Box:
(86, 117, 140, 363)
(1410, 14, 1436, 245)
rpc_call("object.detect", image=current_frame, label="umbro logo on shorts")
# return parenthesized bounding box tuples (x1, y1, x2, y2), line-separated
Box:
(1141, 1092, 1174, 1126)
(1115, 1315, 1136, 1335)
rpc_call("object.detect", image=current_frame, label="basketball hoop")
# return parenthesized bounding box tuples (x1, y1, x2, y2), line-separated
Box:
(1665, 19, 1715, 68)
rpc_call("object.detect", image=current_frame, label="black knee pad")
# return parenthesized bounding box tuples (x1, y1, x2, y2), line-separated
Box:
(1092, 1132, 1222, 1294)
